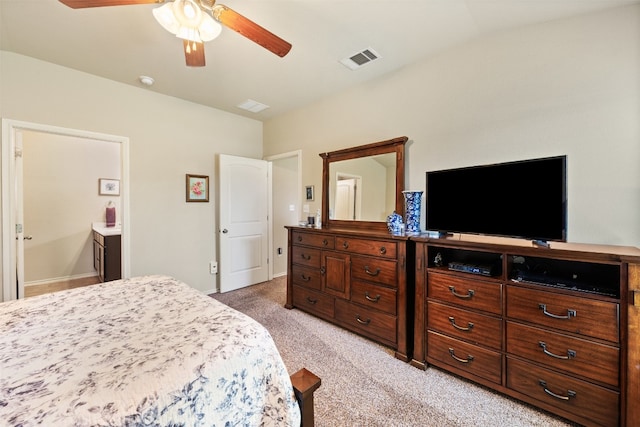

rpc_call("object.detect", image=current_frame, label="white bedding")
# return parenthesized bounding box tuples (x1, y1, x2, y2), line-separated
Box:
(0, 275, 300, 426)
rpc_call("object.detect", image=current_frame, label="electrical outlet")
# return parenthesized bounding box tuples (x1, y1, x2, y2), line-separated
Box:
(209, 261, 218, 274)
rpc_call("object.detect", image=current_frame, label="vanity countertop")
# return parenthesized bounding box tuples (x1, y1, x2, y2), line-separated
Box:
(92, 222, 121, 236)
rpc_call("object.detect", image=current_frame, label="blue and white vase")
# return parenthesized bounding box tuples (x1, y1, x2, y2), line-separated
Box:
(386, 211, 403, 235)
(403, 191, 423, 233)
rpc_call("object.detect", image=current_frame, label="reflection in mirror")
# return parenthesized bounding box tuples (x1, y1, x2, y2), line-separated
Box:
(329, 153, 396, 221)
(320, 136, 407, 231)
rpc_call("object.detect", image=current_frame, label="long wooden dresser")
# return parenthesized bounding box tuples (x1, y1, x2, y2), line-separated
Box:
(285, 226, 413, 361)
(411, 234, 640, 427)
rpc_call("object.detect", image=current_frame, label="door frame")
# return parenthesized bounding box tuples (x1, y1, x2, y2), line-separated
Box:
(264, 150, 302, 278)
(1, 119, 131, 301)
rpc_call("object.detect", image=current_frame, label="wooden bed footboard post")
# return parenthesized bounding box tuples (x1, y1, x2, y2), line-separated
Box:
(290, 368, 322, 427)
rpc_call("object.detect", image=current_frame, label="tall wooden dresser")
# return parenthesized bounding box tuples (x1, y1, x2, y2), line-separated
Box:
(285, 226, 413, 361)
(411, 234, 640, 427)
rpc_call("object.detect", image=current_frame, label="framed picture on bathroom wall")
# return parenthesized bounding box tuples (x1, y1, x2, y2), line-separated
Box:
(186, 174, 209, 202)
(99, 178, 120, 196)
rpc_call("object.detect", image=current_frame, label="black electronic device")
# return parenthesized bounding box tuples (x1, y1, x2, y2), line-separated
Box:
(448, 262, 495, 277)
(425, 156, 567, 242)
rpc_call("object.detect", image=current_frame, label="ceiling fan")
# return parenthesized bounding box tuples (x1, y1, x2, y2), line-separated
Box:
(58, 0, 292, 67)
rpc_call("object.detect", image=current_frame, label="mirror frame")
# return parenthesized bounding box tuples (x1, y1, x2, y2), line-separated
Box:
(320, 136, 407, 231)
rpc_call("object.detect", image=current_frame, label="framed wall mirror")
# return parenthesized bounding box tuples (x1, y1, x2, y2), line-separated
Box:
(320, 136, 407, 231)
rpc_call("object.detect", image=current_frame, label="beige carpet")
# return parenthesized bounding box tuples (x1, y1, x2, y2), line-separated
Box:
(211, 276, 576, 427)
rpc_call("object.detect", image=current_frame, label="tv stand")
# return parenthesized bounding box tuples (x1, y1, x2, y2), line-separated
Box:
(411, 234, 640, 427)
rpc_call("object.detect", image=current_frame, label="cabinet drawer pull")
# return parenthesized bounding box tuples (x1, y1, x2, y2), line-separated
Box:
(306, 297, 317, 305)
(300, 274, 311, 282)
(448, 348, 474, 363)
(364, 266, 381, 276)
(538, 380, 576, 401)
(342, 241, 349, 249)
(320, 267, 326, 275)
(448, 286, 475, 299)
(322, 239, 329, 246)
(538, 304, 576, 320)
(355, 315, 371, 325)
(539, 342, 576, 360)
(297, 236, 303, 242)
(300, 253, 311, 261)
(365, 292, 381, 302)
(448, 316, 474, 332)
(380, 246, 387, 255)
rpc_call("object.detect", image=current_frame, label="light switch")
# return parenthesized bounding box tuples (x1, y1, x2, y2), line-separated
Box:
(289, 204, 295, 211)
(303, 204, 309, 213)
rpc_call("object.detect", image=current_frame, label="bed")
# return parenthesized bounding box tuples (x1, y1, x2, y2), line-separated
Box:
(0, 275, 318, 426)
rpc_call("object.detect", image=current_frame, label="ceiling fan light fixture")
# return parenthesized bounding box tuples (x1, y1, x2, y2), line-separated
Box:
(153, 0, 221, 43)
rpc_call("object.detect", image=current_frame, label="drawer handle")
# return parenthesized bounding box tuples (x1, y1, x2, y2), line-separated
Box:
(300, 253, 311, 261)
(538, 380, 577, 401)
(306, 297, 317, 305)
(539, 342, 576, 360)
(448, 286, 475, 299)
(365, 292, 381, 302)
(380, 246, 387, 255)
(364, 266, 381, 276)
(538, 304, 576, 320)
(300, 274, 311, 282)
(343, 241, 349, 249)
(322, 239, 329, 246)
(355, 315, 371, 325)
(297, 236, 303, 242)
(448, 316, 474, 332)
(448, 348, 474, 364)
(320, 266, 326, 275)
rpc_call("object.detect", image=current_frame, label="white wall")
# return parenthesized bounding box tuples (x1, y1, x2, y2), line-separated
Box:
(1, 51, 263, 295)
(264, 5, 640, 247)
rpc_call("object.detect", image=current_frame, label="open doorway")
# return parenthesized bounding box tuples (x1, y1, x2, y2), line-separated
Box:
(266, 151, 301, 277)
(1, 119, 130, 301)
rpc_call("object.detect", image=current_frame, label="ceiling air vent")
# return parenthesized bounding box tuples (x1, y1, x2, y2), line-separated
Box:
(340, 48, 380, 70)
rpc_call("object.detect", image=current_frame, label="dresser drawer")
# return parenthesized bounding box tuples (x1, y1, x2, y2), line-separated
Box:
(335, 299, 396, 344)
(428, 273, 502, 315)
(291, 264, 322, 291)
(506, 322, 619, 388)
(292, 285, 334, 319)
(507, 357, 619, 427)
(292, 231, 335, 249)
(351, 256, 397, 286)
(427, 331, 502, 384)
(506, 286, 619, 343)
(428, 301, 502, 350)
(291, 246, 321, 268)
(351, 280, 397, 315)
(335, 237, 397, 259)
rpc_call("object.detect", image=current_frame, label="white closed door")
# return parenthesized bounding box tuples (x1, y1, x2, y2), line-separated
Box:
(219, 154, 269, 292)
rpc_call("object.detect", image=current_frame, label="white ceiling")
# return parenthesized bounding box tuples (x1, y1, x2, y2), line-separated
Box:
(2, 0, 638, 120)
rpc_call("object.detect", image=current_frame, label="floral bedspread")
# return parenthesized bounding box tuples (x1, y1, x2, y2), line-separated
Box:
(0, 275, 300, 427)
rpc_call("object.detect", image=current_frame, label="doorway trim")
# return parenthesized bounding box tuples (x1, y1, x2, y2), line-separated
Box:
(264, 150, 302, 278)
(1, 119, 131, 301)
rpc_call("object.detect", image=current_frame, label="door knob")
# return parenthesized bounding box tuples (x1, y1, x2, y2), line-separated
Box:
(222, 229, 228, 234)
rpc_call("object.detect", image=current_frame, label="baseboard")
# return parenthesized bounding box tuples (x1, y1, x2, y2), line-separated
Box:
(25, 272, 99, 287)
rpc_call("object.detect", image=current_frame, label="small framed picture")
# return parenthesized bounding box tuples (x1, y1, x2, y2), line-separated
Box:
(99, 178, 120, 196)
(305, 185, 314, 201)
(186, 174, 209, 202)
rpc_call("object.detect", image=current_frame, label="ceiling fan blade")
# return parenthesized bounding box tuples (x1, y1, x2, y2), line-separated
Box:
(183, 40, 206, 67)
(213, 5, 291, 57)
(59, 0, 160, 8)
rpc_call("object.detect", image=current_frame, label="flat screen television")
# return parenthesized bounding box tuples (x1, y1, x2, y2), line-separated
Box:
(425, 155, 567, 242)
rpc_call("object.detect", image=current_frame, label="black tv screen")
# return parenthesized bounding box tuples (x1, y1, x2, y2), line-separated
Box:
(425, 156, 567, 242)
